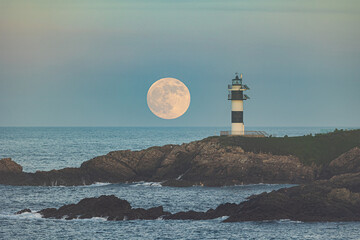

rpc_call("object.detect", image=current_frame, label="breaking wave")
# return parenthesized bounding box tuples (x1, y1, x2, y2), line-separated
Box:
(130, 181, 162, 187)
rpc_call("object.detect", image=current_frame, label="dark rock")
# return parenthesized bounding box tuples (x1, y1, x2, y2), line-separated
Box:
(224, 172, 360, 222)
(33, 168, 92, 186)
(16, 208, 31, 214)
(37, 195, 170, 220)
(126, 206, 167, 220)
(205, 203, 239, 219)
(165, 203, 238, 220)
(165, 210, 207, 220)
(167, 173, 360, 222)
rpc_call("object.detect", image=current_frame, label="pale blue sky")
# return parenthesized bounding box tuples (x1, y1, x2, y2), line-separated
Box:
(0, 0, 359, 127)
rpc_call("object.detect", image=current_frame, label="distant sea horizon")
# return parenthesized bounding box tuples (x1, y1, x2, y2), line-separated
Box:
(1, 125, 358, 127)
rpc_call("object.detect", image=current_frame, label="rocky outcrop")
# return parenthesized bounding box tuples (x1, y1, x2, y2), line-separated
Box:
(0, 158, 22, 173)
(224, 172, 360, 222)
(322, 147, 360, 178)
(0, 138, 316, 186)
(82, 139, 315, 186)
(16, 208, 31, 215)
(166, 172, 360, 222)
(164, 203, 238, 220)
(32, 195, 169, 220)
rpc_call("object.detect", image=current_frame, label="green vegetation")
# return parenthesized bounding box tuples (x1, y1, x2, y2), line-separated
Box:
(216, 129, 360, 166)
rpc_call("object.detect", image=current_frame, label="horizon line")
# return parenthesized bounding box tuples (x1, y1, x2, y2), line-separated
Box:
(0, 126, 359, 128)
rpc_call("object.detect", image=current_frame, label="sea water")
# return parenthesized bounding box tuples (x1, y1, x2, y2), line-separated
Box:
(0, 127, 359, 240)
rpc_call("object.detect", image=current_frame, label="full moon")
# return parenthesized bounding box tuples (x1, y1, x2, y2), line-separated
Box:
(147, 78, 190, 119)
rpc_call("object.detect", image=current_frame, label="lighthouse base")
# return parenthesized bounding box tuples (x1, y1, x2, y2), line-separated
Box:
(231, 123, 244, 135)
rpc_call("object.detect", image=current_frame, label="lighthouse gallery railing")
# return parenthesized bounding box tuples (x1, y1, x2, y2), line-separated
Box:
(220, 131, 268, 137)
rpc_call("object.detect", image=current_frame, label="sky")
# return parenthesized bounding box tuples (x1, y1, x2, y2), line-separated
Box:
(0, 0, 359, 127)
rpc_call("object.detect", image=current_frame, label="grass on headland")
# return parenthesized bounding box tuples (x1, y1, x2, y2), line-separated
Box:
(215, 129, 360, 166)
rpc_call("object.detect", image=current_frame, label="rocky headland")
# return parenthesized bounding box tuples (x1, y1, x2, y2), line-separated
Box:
(8, 129, 360, 222)
(1, 129, 359, 187)
(0, 139, 315, 186)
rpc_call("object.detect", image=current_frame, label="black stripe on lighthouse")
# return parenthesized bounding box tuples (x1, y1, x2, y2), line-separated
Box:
(232, 111, 243, 123)
(231, 91, 243, 100)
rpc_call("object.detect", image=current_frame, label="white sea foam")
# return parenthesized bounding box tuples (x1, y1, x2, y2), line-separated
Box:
(90, 217, 108, 221)
(131, 181, 162, 187)
(0, 211, 43, 220)
(72, 217, 108, 221)
(81, 182, 112, 187)
(1, 212, 110, 222)
(276, 219, 303, 223)
(43, 215, 108, 222)
(261, 219, 303, 224)
(215, 216, 229, 221)
(36, 182, 112, 187)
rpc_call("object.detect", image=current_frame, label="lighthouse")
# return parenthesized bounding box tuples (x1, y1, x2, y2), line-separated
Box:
(228, 73, 250, 135)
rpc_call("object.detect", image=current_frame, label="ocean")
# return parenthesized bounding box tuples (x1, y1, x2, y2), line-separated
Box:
(1, 127, 359, 239)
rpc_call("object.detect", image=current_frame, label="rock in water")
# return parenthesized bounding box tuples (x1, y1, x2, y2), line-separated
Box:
(224, 172, 360, 222)
(16, 208, 31, 214)
(37, 195, 170, 220)
(166, 172, 360, 222)
(165, 203, 239, 220)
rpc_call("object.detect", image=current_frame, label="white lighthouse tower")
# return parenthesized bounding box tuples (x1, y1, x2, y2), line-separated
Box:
(228, 73, 250, 135)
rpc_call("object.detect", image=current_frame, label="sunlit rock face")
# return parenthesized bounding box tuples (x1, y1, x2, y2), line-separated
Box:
(2, 130, 359, 187)
(325, 147, 360, 177)
(0, 158, 22, 173)
(147, 78, 190, 119)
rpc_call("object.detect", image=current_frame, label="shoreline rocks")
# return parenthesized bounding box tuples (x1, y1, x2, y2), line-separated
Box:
(16, 173, 360, 222)
(224, 172, 360, 222)
(9, 130, 360, 223)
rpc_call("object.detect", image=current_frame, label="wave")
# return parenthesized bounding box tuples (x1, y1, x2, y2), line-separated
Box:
(213, 216, 229, 221)
(29, 182, 113, 188)
(69, 216, 108, 221)
(0, 211, 42, 220)
(81, 182, 112, 187)
(130, 181, 162, 187)
(1, 211, 108, 222)
(259, 219, 303, 224)
(276, 219, 303, 223)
